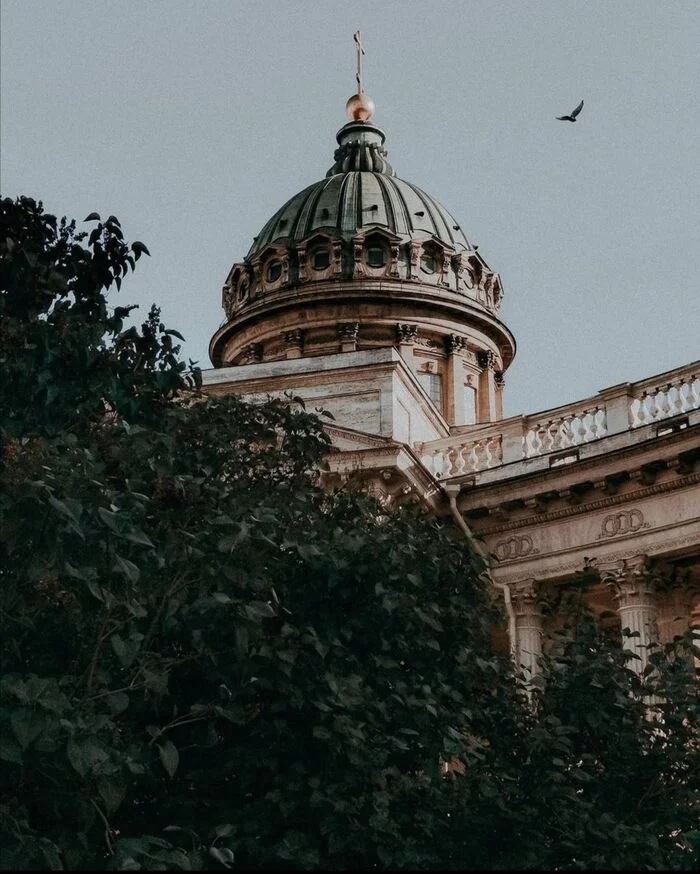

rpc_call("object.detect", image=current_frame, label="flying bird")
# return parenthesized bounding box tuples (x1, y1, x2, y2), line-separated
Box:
(556, 99, 584, 122)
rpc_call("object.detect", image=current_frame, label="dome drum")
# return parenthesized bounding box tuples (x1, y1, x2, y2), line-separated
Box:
(212, 280, 515, 372)
(221, 230, 503, 324)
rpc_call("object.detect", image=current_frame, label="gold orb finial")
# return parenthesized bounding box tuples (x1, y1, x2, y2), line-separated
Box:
(346, 92, 375, 122)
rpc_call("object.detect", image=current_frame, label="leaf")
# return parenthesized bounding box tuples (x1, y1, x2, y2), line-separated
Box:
(131, 241, 151, 258)
(10, 707, 45, 749)
(244, 601, 276, 619)
(110, 633, 142, 667)
(124, 529, 155, 548)
(108, 692, 130, 714)
(47, 494, 81, 526)
(0, 735, 24, 765)
(209, 846, 234, 867)
(83, 212, 101, 221)
(158, 739, 179, 778)
(67, 738, 87, 777)
(98, 506, 120, 532)
(114, 553, 140, 583)
(98, 776, 126, 813)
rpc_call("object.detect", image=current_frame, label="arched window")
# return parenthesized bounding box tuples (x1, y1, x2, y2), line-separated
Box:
(366, 244, 387, 268)
(311, 249, 330, 271)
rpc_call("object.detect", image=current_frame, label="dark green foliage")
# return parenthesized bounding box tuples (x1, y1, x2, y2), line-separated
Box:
(1, 197, 697, 870)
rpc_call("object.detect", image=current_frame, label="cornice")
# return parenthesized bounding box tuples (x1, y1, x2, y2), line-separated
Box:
(455, 422, 699, 496)
(476, 471, 700, 535)
(209, 281, 516, 368)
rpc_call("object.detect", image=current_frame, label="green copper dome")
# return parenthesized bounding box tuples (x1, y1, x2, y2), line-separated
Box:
(248, 120, 472, 257)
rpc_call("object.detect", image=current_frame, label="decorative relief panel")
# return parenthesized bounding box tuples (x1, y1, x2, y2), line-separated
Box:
(492, 534, 539, 562)
(597, 508, 649, 539)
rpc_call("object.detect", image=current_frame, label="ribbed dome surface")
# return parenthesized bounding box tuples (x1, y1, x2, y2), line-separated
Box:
(248, 173, 472, 257)
(248, 120, 471, 257)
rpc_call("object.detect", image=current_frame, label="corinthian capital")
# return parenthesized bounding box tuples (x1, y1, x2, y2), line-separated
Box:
(600, 555, 670, 608)
(477, 349, 497, 371)
(510, 579, 543, 615)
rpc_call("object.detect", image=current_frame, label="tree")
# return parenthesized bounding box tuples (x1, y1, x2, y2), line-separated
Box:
(1, 197, 697, 871)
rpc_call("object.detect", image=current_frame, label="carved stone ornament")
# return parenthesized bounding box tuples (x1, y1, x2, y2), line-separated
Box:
(390, 243, 400, 278)
(296, 244, 308, 283)
(493, 534, 539, 562)
(494, 371, 505, 388)
(510, 579, 543, 614)
(597, 508, 649, 540)
(242, 343, 263, 363)
(352, 236, 366, 278)
(337, 322, 359, 342)
(477, 349, 497, 371)
(396, 323, 419, 344)
(222, 285, 235, 319)
(446, 334, 466, 355)
(331, 239, 343, 277)
(283, 329, 304, 350)
(599, 555, 671, 608)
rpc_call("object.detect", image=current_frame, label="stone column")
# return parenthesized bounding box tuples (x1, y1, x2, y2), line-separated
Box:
(511, 579, 544, 684)
(601, 555, 661, 675)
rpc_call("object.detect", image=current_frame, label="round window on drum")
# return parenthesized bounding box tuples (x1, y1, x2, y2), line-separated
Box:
(311, 249, 330, 271)
(265, 260, 283, 283)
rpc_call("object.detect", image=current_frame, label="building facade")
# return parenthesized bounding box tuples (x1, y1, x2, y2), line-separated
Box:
(203, 89, 700, 677)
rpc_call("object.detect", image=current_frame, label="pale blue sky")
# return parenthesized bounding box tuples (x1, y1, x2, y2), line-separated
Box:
(2, 0, 699, 417)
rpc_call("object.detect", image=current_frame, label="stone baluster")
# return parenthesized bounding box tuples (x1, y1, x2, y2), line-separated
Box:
(511, 579, 545, 685)
(601, 555, 662, 675)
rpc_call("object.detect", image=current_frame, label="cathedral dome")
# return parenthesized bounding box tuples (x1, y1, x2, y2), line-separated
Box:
(210, 103, 515, 380)
(248, 121, 472, 257)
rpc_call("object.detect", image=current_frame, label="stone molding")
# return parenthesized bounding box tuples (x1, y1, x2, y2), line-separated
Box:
(475, 471, 700, 535)
(493, 529, 700, 586)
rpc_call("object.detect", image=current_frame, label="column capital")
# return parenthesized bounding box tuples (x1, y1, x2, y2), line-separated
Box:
(445, 333, 466, 355)
(283, 329, 305, 359)
(396, 323, 418, 345)
(510, 579, 545, 614)
(476, 349, 497, 371)
(599, 555, 672, 607)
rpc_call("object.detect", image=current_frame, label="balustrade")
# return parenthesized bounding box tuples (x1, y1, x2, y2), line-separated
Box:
(422, 434, 502, 479)
(630, 371, 699, 428)
(522, 406, 607, 458)
(418, 361, 698, 478)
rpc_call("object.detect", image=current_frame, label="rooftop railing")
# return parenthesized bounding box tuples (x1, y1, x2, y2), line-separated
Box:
(418, 361, 699, 479)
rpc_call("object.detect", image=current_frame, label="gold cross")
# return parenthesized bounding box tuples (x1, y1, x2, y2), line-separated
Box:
(353, 30, 365, 94)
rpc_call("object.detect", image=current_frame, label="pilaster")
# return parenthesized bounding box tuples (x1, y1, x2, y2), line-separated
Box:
(476, 350, 498, 423)
(283, 330, 304, 360)
(446, 334, 467, 426)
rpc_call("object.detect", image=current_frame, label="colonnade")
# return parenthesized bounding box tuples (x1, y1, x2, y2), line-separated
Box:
(509, 555, 698, 682)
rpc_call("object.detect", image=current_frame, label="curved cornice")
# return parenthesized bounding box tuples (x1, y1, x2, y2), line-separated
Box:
(209, 279, 517, 368)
